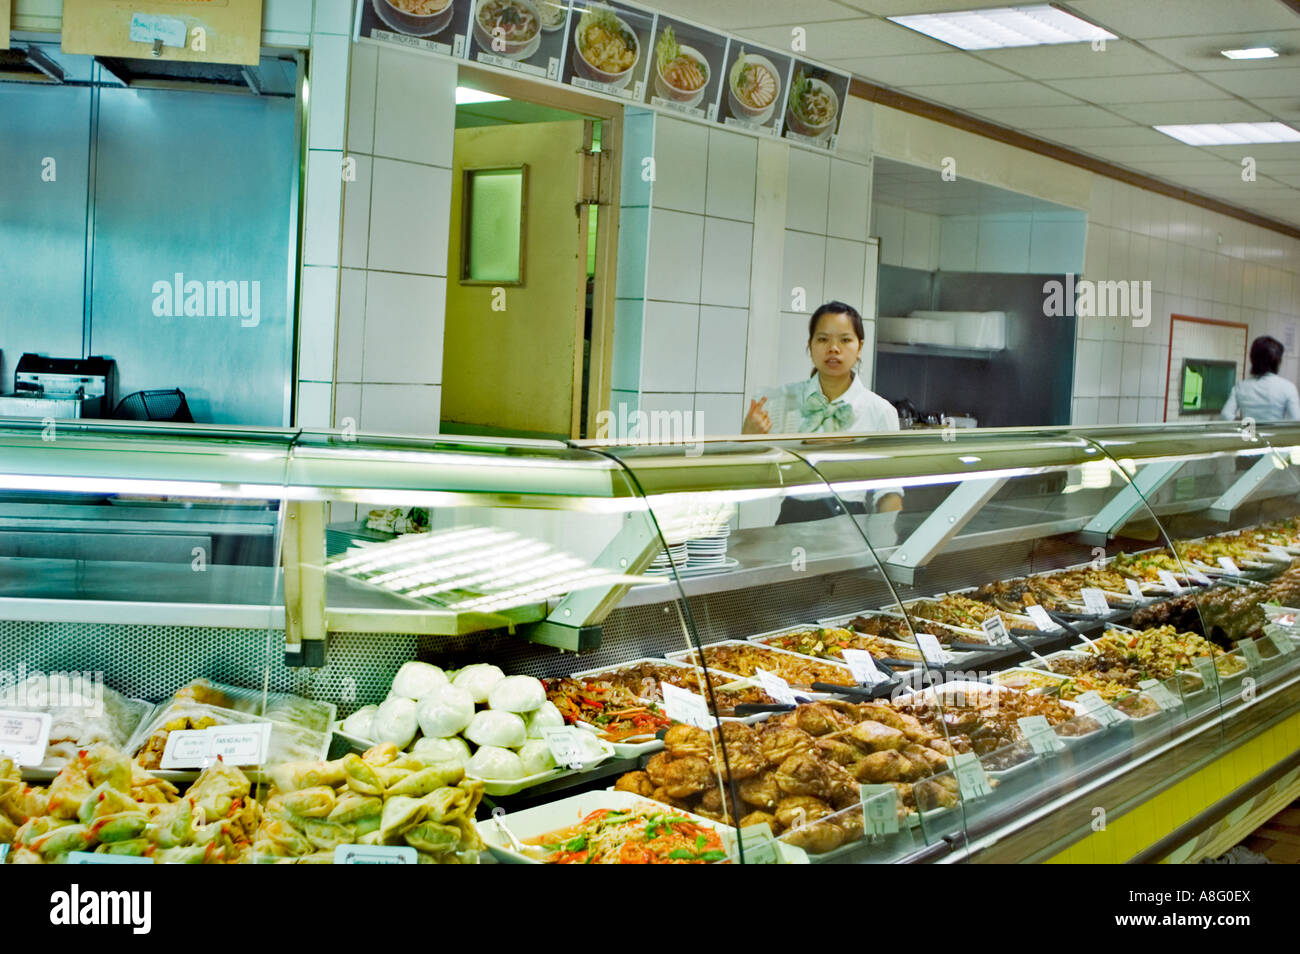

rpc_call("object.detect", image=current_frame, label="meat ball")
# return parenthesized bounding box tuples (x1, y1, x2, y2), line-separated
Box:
(663, 724, 712, 760)
(613, 770, 655, 797)
(662, 756, 712, 799)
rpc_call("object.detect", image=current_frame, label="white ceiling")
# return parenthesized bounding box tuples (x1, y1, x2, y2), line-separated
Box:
(650, 0, 1300, 230)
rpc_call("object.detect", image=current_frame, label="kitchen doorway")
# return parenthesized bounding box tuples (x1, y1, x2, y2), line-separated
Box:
(440, 70, 620, 440)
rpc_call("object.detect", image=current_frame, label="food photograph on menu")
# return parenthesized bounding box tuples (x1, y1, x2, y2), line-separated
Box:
(356, 0, 475, 57)
(718, 43, 792, 136)
(562, 0, 654, 103)
(465, 0, 572, 82)
(781, 60, 850, 149)
(642, 16, 727, 122)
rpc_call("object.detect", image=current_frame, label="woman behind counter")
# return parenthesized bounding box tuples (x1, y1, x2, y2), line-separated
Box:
(1221, 335, 1300, 422)
(742, 301, 902, 524)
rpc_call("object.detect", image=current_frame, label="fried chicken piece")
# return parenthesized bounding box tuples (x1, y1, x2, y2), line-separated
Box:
(613, 770, 655, 797)
(699, 784, 739, 822)
(775, 751, 858, 806)
(757, 724, 815, 765)
(856, 704, 932, 743)
(737, 772, 781, 809)
(815, 738, 860, 766)
(851, 749, 913, 783)
(791, 702, 853, 736)
(901, 743, 948, 776)
(927, 737, 956, 757)
(780, 817, 849, 854)
(774, 794, 833, 830)
(849, 720, 906, 752)
(915, 776, 960, 811)
(662, 756, 712, 799)
(645, 751, 674, 788)
(738, 810, 777, 832)
(719, 721, 758, 747)
(663, 724, 712, 760)
(718, 742, 764, 782)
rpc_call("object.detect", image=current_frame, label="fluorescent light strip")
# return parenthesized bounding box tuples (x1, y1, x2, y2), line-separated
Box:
(1220, 47, 1277, 60)
(888, 4, 1115, 50)
(455, 86, 507, 104)
(1153, 122, 1300, 145)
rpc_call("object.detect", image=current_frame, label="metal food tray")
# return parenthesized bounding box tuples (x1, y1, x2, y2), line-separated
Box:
(469, 736, 618, 797)
(811, 614, 981, 665)
(569, 657, 776, 723)
(666, 640, 855, 693)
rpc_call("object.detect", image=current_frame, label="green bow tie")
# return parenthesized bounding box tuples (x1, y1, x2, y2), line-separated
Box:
(800, 392, 855, 432)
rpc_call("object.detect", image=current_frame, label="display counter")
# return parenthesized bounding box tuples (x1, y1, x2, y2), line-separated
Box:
(1, 417, 1298, 864)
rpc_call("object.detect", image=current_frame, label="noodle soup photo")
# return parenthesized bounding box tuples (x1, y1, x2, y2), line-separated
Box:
(644, 17, 727, 120)
(358, 0, 472, 53)
(782, 62, 849, 147)
(562, 0, 653, 100)
(466, 0, 570, 79)
(719, 44, 792, 134)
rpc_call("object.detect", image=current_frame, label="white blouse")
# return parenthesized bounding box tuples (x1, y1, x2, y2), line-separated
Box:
(757, 374, 901, 435)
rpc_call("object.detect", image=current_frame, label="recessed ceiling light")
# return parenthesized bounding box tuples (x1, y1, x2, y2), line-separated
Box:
(1220, 47, 1278, 60)
(1153, 122, 1300, 145)
(887, 4, 1116, 50)
(455, 86, 507, 105)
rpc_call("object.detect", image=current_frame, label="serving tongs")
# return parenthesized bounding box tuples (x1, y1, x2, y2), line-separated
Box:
(811, 679, 901, 700)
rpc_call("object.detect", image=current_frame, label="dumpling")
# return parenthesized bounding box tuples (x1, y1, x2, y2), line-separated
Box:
(466, 746, 525, 781)
(392, 662, 449, 701)
(370, 697, 418, 749)
(412, 737, 471, 768)
(464, 710, 527, 749)
(487, 675, 546, 713)
(517, 740, 557, 775)
(415, 685, 475, 739)
(452, 664, 505, 704)
(525, 701, 565, 738)
(340, 705, 378, 739)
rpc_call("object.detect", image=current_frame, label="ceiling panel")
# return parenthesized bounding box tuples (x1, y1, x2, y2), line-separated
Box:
(969, 41, 1178, 79)
(1045, 72, 1234, 104)
(1139, 31, 1300, 71)
(1064, 0, 1300, 39)
(970, 103, 1128, 128)
(837, 51, 1022, 86)
(1202, 142, 1300, 160)
(838, 0, 1028, 13)
(641, 0, 855, 29)
(1027, 125, 1179, 147)
(1107, 100, 1275, 125)
(1202, 67, 1300, 99)
(901, 81, 1082, 109)
(1254, 98, 1300, 121)
(734, 17, 951, 60)
(1083, 144, 1222, 162)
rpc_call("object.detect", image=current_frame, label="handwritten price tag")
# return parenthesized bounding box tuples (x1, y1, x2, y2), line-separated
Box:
(730, 822, 778, 864)
(860, 784, 901, 836)
(1193, 655, 1222, 690)
(1075, 691, 1123, 726)
(753, 669, 798, 705)
(0, 710, 52, 767)
(1238, 638, 1265, 671)
(1158, 570, 1183, 592)
(334, 845, 417, 864)
(1025, 604, 1056, 632)
(841, 649, 888, 686)
(1080, 588, 1111, 616)
(915, 633, 949, 667)
(661, 682, 713, 728)
(1017, 715, 1064, 755)
(1138, 678, 1181, 711)
(1126, 578, 1145, 601)
(981, 615, 1013, 646)
(1218, 557, 1242, 575)
(947, 751, 992, 799)
(160, 722, 271, 769)
(541, 726, 589, 769)
(1266, 626, 1296, 657)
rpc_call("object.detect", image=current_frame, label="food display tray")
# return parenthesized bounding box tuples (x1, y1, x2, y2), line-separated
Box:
(665, 640, 853, 695)
(469, 736, 618, 797)
(811, 614, 983, 665)
(570, 656, 778, 723)
(477, 789, 808, 864)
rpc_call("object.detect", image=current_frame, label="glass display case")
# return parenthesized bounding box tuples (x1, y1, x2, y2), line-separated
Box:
(1, 416, 1299, 864)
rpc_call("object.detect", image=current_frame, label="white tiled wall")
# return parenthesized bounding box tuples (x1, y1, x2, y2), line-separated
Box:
(1073, 177, 1300, 426)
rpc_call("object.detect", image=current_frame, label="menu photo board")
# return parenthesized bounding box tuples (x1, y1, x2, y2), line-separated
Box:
(642, 15, 726, 123)
(781, 58, 850, 151)
(563, 0, 655, 103)
(356, 0, 476, 59)
(718, 42, 793, 138)
(464, 0, 572, 82)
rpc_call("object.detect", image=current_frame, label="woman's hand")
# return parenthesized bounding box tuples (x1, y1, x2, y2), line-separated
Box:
(742, 397, 771, 434)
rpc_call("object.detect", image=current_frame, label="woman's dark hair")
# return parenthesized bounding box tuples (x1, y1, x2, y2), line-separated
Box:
(1250, 335, 1283, 376)
(807, 302, 866, 377)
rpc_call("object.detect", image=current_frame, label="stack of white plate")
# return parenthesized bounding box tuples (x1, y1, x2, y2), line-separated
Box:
(686, 525, 731, 568)
(647, 542, 690, 575)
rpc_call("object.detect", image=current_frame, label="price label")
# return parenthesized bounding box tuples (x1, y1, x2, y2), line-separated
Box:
(334, 845, 417, 864)
(1075, 691, 1122, 726)
(1266, 545, 1295, 561)
(1190, 569, 1213, 586)
(660, 682, 713, 728)
(1017, 715, 1064, 755)
(1158, 570, 1183, 592)
(841, 649, 888, 686)
(947, 752, 992, 800)
(1080, 588, 1111, 616)
(1138, 678, 1181, 711)
(1193, 654, 1222, 690)
(1126, 578, 1146, 601)
(1266, 626, 1297, 657)
(541, 726, 589, 769)
(731, 822, 779, 864)
(753, 669, 798, 706)
(0, 710, 51, 766)
(859, 784, 901, 836)
(160, 722, 271, 769)
(1025, 604, 1056, 632)
(1217, 557, 1241, 574)
(66, 851, 152, 865)
(915, 633, 949, 667)
(981, 615, 1012, 646)
(1238, 638, 1265, 671)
